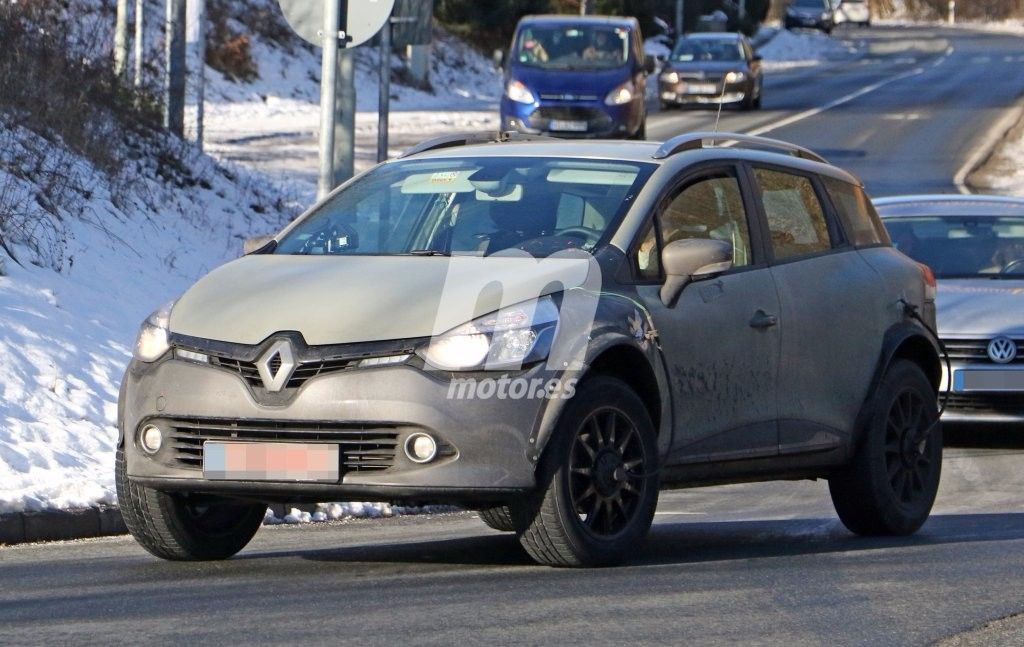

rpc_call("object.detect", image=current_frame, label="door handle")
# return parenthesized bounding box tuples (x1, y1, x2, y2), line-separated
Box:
(750, 310, 778, 329)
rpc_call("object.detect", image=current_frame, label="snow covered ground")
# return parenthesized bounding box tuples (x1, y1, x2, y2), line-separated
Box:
(756, 27, 863, 71)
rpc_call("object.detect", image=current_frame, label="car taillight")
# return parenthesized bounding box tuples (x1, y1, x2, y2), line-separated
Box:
(918, 263, 937, 302)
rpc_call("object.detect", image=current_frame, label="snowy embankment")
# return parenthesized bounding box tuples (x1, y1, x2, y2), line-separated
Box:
(755, 27, 862, 71)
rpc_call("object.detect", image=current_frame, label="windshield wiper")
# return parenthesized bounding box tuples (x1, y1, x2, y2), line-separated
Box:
(405, 249, 451, 256)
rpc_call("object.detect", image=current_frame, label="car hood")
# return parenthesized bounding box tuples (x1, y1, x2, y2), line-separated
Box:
(510, 64, 631, 97)
(169, 255, 593, 346)
(936, 278, 1024, 337)
(788, 6, 825, 15)
(664, 61, 747, 76)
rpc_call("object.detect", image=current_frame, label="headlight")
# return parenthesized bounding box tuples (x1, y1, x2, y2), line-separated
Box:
(419, 296, 559, 371)
(505, 79, 536, 104)
(661, 70, 680, 84)
(605, 80, 636, 106)
(133, 301, 174, 362)
(725, 71, 746, 83)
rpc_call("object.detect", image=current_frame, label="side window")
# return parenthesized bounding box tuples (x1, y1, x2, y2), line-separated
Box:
(822, 177, 890, 247)
(636, 172, 753, 278)
(754, 168, 832, 261)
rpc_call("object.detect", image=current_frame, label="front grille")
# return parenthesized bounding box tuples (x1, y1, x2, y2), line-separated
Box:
(944, 393, 1024, 415)
(942, 338, 1023, 363)
(164, 418, 401, 473)
(211, 356, 355, 390)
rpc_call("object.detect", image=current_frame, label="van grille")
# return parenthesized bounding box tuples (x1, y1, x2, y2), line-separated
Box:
(162, 418, 401, 473)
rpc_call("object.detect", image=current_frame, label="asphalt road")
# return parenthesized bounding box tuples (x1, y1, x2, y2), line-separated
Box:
(3, 25, 1024, 646)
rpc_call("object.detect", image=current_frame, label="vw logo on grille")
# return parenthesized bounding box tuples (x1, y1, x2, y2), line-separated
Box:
(257, 339, 297, 392)
(987, 336, 1018, 364)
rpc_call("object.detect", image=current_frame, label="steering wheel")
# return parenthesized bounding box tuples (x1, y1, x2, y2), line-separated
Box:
(558, 226, 603, 245)
(1001, 259, 1024, 275)
(298, 222, 359, 255)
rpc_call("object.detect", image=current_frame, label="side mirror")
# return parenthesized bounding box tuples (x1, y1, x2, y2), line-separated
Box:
(493, 49, 505, 69)
(659, 238, 733, 306)
(643, 54, 657, 74)
(243, 235, 275, 255)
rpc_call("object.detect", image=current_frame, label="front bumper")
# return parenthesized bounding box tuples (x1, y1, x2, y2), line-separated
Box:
(500, 97, 643, 139)
(121, 357, 551, 504)
(660, 81, 747, 106)
(940, 361, 1024, 424)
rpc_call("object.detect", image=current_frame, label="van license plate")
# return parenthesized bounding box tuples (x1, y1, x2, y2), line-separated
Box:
(954, 369, 1024, 392)
(203, 442, 340, 482)
(549, 119, 588, 132)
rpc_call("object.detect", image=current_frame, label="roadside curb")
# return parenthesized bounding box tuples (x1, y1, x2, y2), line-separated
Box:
(0, 507, 127, 546)
(955, 96, 1024, 193)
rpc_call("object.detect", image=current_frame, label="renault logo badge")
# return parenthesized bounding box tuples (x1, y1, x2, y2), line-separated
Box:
(987, 336, 1018, 364)
(257, 339, 296, 392)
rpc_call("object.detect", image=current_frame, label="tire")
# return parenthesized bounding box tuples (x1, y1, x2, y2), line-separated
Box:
(630, 120, 646, 140)
(741, 90, 755, 111)
(659, 100, 674, 111)
(515, 376, 659, 567)
(116, 448, 266, 560)
(829, 360, 942, 536)
(753, 90, 763, 109)
(478, 505, 517, 532)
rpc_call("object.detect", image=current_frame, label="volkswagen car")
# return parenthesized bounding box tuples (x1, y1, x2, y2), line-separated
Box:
(117, 132, 941, 567)
(876, 195, 1024, 424)
(658, 33, 763, 111)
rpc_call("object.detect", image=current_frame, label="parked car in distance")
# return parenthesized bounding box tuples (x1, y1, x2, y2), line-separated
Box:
(499, 15, 654, 140)
(659, 32, 763, 111)
(117, 132, 942, 568)
(785, 0, 836, 34)
(835, 0, 871, 27)
(876, 195, 1024, 424)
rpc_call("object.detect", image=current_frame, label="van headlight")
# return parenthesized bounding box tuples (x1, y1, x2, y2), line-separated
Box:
(419, 296, 559, 371)
(133, 301, 174, 362)
(604, 80, 636, 106)
(505, 79, 536, 104)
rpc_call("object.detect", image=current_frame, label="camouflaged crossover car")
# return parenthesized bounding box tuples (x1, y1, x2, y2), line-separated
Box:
(117, 132, 942, 567)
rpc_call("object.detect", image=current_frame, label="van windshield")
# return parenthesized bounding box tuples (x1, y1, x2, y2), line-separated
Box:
(513, 24, 632, 70)
(274, 157, 653, 258)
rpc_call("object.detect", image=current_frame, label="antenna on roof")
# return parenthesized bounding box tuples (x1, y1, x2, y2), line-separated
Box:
(711, 77, 727, 145)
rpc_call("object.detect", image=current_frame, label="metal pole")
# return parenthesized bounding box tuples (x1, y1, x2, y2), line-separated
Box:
(317, 0, 341, 200)
(675, 0, 684, 37)
(377, 17, 391, 163)
(187, 0, 206, 150)
(739, 0, 746, 21)
(948, 0, 955, 24)
(164, 0, 187, 136)
(114, 0, 130, 79)
(134, 0, 145, 87)
(334, 49, 356, 187)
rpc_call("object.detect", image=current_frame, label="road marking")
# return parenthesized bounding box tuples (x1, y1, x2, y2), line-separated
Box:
(953, 98, 1024, 194)
(742, 63, 934, 138)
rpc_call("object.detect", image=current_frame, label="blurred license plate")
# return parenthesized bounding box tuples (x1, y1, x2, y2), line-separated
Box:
(203, 442, 340, 482)
(549, 119, 588, 132)
(684, 83, 718, 94)
(954, 370, 1024, 392)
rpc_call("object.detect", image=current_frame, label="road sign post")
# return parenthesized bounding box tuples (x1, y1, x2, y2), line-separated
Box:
(279, 0, 395, 198)
(377, 16, 391, 163)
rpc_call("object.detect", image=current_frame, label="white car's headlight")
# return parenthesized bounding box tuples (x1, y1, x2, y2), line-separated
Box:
(133, 301, 174, 362)
(505, 79, 536, 104)
(725, 71, 747, 83)
(605, 80, 636, 106)
(420, 296, 559, 371)
(661, 70, 680, 84)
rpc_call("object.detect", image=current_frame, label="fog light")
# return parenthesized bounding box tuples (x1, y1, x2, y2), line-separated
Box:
(404, 433, 437, 464)
(140, 424, 163, 454)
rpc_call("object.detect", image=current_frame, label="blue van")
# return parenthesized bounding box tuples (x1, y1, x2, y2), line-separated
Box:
(500, 15, 654, 140)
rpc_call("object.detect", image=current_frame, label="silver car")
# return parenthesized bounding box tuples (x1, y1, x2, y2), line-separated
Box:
(117, 133, 941, 566)
(876, 195, 1024, 424)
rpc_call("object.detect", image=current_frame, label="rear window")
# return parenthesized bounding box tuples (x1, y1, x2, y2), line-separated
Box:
(753, 168, 833, 261)
(823, 177, 890, 247)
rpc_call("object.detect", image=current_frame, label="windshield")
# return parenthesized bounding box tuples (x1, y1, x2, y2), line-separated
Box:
(793, 0, 826, 7)
(885, 216, 1024, 278)
(513, 24, 632, 70)
(671, 39, 744, 63)
(275, 157, 652, 258)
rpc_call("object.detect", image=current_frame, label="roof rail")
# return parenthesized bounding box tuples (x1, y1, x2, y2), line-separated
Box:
(398, 131, 559, 159)
(652, 131, 828, 164)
